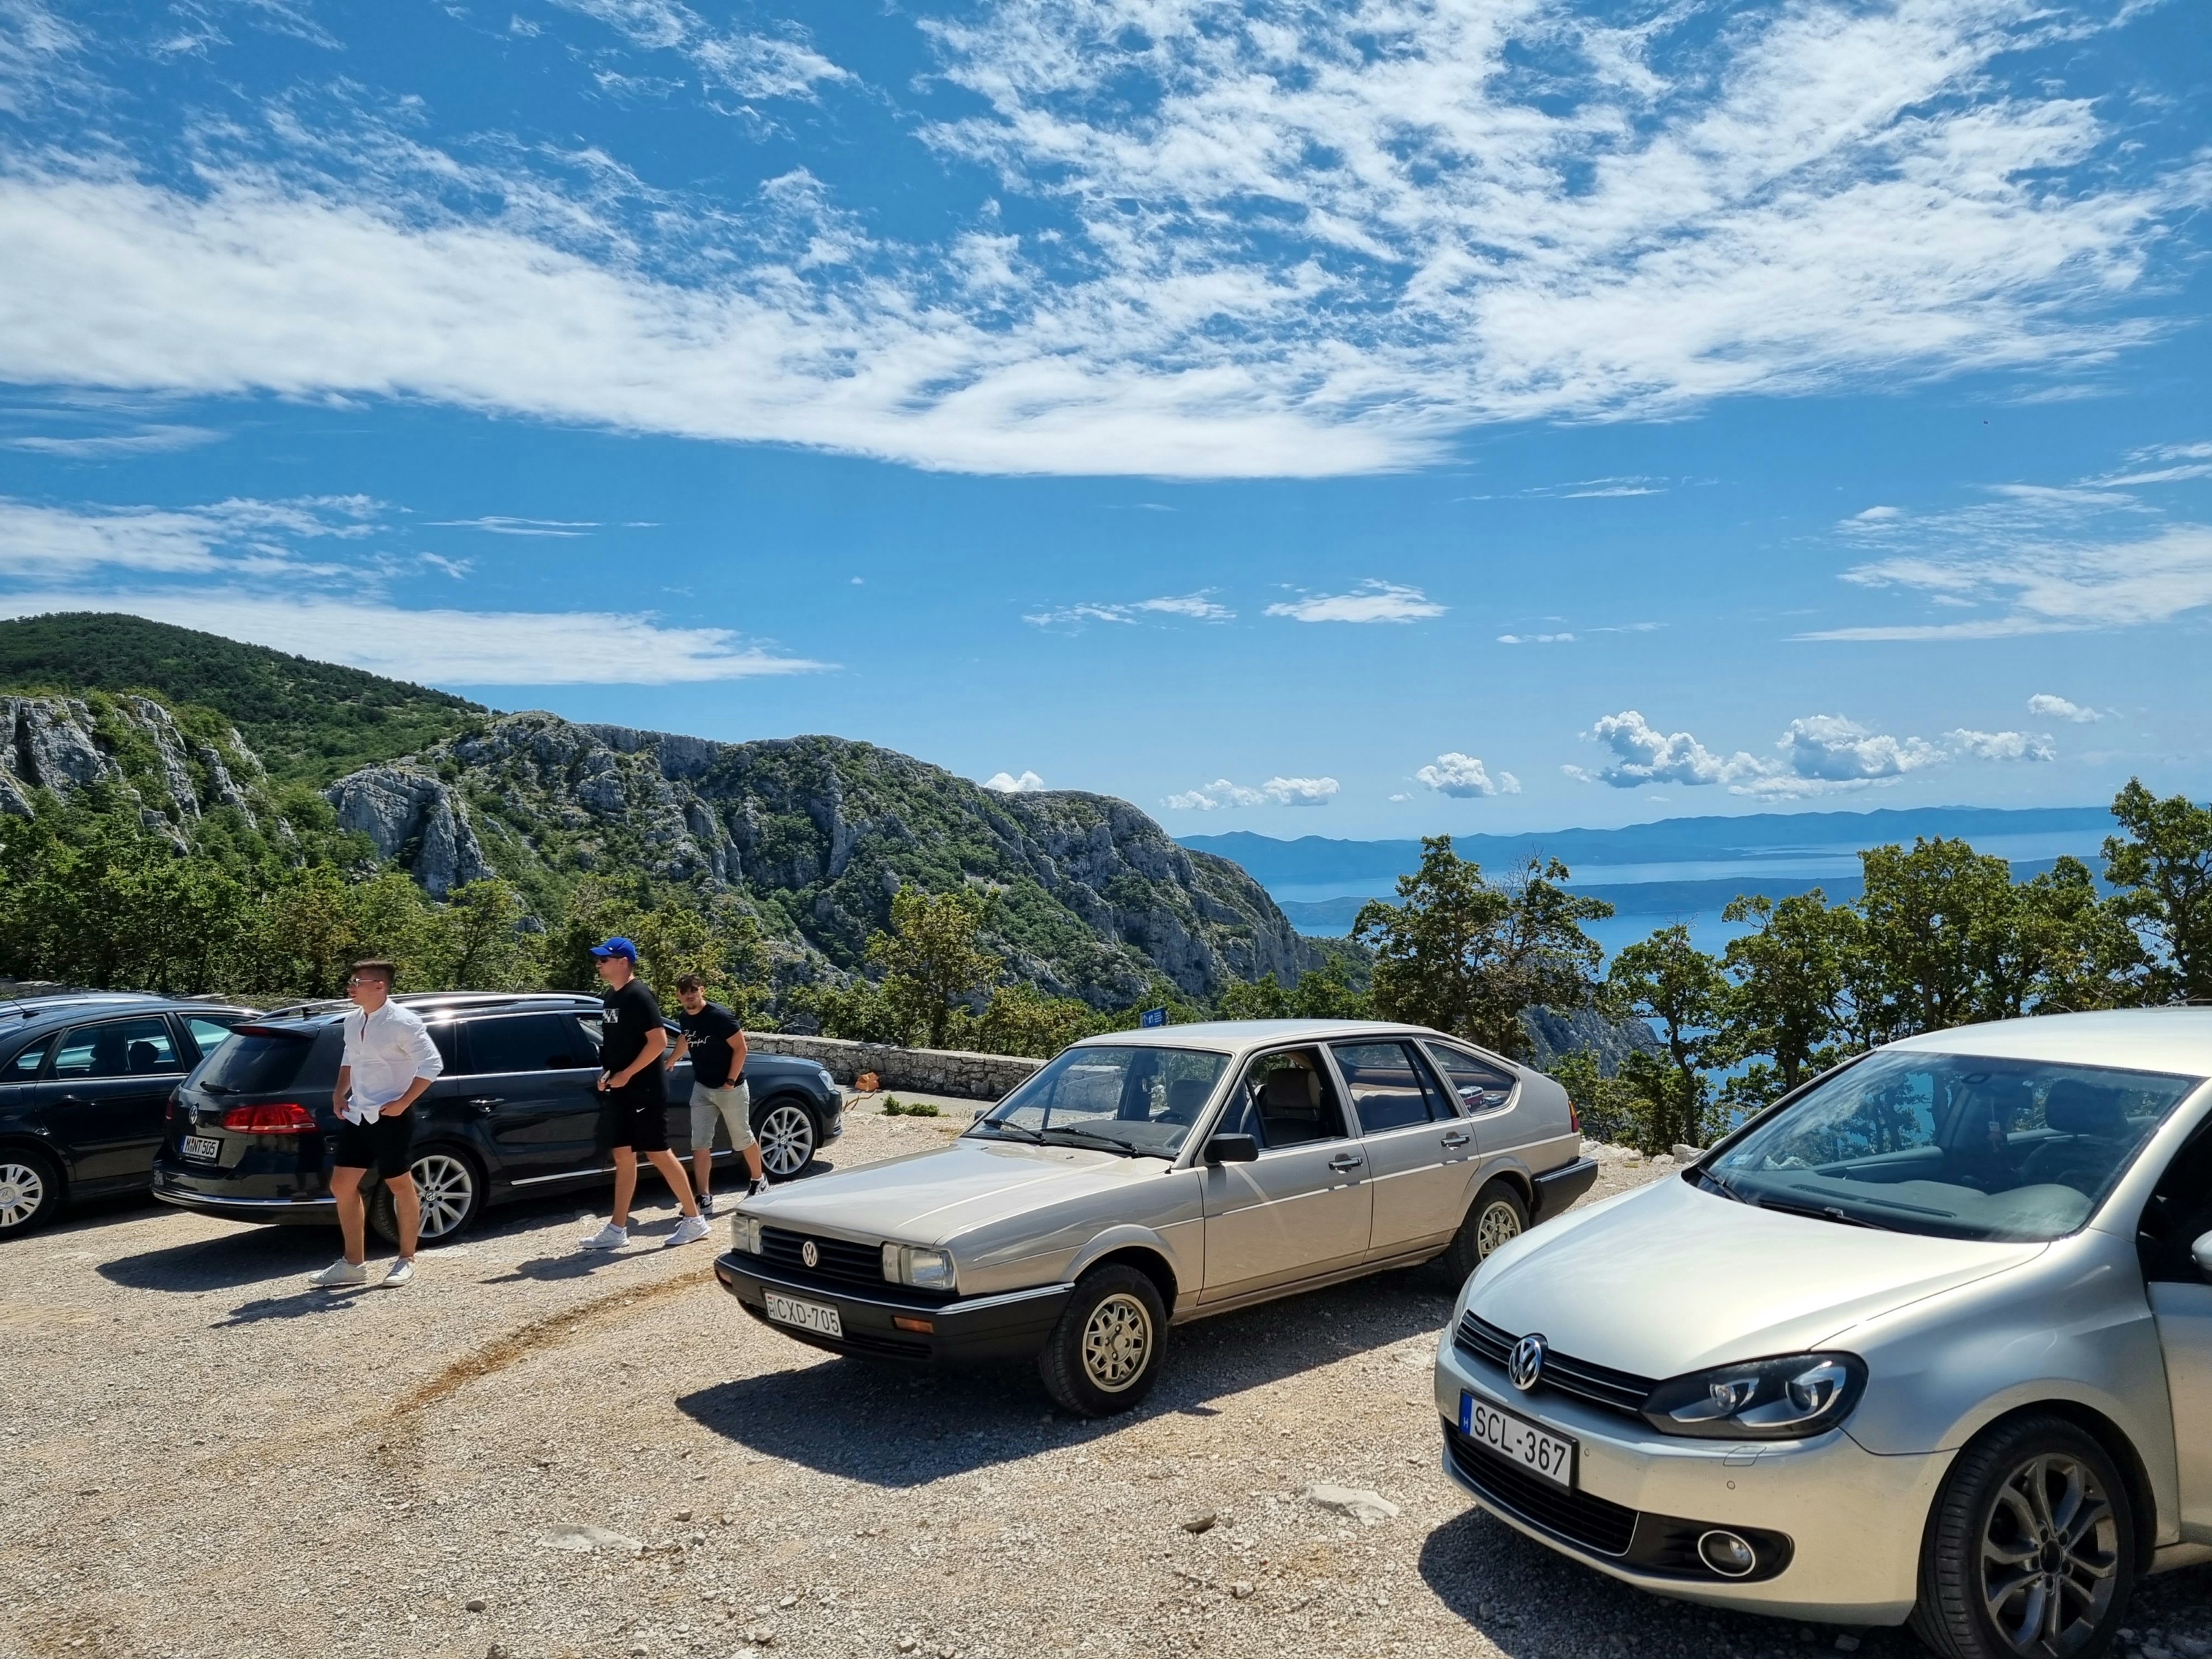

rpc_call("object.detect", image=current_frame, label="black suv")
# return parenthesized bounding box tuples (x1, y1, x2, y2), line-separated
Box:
(0, 993, 260, 1235)
(149, 991, 844, 1244)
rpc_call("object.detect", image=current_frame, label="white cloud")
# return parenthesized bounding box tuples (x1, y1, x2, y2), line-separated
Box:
(0, 494, 377, 581)
(431, 516, 598, 537)
(0, 594, 827, 685)
(1024, 591, 1233, 626)
(0, 424, 221, 457)
(982, 769, 1047, 793)
(1265, 582, 1442, 624)
(2096, 442, 2212, 488)
(1497, 632, 1573, 645)
(0, 0, 2186, 477)
(1415, 753, 1520, 798)
(2028, 693, 2102, 723)
(1388, 791, 1411, 802)
(1572, 708, 2050, 797)
(1164, 774, 1338, 810)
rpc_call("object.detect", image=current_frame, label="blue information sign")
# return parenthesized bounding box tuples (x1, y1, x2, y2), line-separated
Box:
(1139, 1007, 1168, 1028)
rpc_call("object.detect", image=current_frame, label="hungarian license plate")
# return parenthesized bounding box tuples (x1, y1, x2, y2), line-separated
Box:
(181, 1135, 222, 1162)
(1462, 1391, 1576, 1489)
(763, 1290, 842, 1339)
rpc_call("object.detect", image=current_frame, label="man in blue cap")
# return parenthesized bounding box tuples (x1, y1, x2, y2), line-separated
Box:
(578, 937, 712, 1252)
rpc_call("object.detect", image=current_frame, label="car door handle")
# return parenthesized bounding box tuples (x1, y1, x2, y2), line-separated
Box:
(1440, 1132, 1471, 1148)
(1327, 1152, 1365, 1173)
(466, 1096, 503, 1113)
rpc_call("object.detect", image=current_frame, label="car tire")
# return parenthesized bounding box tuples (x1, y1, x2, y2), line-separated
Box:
(368, 1147, 486, 1246)
(753, 1096, 821, 1182)
(0, 1148, 63, 1236)
(1908, 1412, 2136, 1659)
(1442, 1178, 1530, 1280)
(1038, 1264, 1169, 1418)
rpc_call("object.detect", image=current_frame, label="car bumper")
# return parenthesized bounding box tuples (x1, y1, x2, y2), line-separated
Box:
(151, 1170, 336, 1225)
(713, 1252, 1069, 1364)
(1433, 1328, 1945, 1624)
(1529, 1156, 1600, 1223)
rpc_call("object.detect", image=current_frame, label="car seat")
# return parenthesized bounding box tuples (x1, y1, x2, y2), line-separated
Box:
(89, 1030, 131, 1077)
(1258, 1067, 1328, 1147)
(2018, 1080, 2129, 1192)
(1161, 1077, 1212, 1125)
(127, 1040, 162, 1074)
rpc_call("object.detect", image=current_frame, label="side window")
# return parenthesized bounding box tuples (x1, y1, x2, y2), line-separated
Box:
(2, 1035, 53, 1082)
(459, 1015, 586, 1075)
(570, 1016, 604, 1061)
(185, 1016, 237, 1058)
(1225, 1047, 1348, 1150)
(1333, 1041, 1445, 1132)
(1422, 1043, 1516, 1116)
(424, 1020, 462, 1075)
(2140, 1124, 2212, 1284)
(50, 1017, 182, 1079)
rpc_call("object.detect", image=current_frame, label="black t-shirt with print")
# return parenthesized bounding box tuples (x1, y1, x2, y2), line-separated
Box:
(599, 978, 666, 1098)
(678, 1001, 743, 1088)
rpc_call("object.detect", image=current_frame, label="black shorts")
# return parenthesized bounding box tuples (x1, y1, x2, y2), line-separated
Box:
(332, 1110, 415, 1178)
(601, 1080, 669, 1153)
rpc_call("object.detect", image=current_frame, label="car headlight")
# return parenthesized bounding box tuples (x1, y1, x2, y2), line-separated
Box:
(731, 1216, 762, 1254)
(1640, 1353, 1866, 1440)
(879, 1244, 956, 1292)
(816, 1066, 838, 1092)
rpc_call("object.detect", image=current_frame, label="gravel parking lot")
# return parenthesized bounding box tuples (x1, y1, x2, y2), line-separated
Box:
(6, 1107, 2207, 1659)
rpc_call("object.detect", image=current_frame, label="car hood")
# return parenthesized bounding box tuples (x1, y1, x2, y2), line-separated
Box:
(742, 1135, 1167, 1244)
(1470, 1173, 2046, 1380)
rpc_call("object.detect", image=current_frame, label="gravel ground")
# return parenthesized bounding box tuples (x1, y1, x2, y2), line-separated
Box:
(4, 1113, 2206, 1659)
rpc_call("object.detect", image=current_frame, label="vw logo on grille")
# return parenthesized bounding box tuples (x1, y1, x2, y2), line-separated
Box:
(800, 1241, 819, 1268)
(1508, 1333, 1548, 1392)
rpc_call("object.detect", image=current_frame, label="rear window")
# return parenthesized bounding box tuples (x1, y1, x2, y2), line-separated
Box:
(197, 1029, 319, 1094)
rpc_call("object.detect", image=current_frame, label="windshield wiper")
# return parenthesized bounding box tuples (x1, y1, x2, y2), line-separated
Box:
(1037, 1127, 1143, 1156)
(1692, 1166, 1748, 1204)
(974, 1118, 1042, 1144)
(1754, 1192, 1900, 1231)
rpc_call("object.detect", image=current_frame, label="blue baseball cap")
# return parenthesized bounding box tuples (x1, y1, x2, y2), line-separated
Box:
(589, 936, 639, 963)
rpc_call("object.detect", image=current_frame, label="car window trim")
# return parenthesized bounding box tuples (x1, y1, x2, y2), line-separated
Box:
(48, 1013, 188, 1081)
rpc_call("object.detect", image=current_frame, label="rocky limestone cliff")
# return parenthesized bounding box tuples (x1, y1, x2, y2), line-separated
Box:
(0, 693, 265, 838)
(337, 712, 1323, 1007)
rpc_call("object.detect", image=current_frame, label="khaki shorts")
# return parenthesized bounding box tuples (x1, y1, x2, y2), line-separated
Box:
(690, 1080, 754, 1152)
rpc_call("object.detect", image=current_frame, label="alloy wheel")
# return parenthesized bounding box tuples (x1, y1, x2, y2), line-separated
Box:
(757, 1104, 816, 1178)
(1979, 1451, 2120, 1657)
(1080, 1292, 1152, 1393)
(0, 1162, 45, 1230)
(1475, 1200, 1523, 1260)
(410, 1154, 476, 1241)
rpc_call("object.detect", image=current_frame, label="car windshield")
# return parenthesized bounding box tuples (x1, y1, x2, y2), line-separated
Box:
(1705, 1049, 2202, 1242)
(973, 1045, 1230, 1159)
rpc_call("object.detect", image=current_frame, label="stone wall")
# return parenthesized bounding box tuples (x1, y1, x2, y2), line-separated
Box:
(748, 1034, 1042, 1102)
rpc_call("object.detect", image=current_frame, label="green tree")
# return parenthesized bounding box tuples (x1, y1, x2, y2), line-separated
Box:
(1214, 972, 1291, 1020)
(1603, 924, 1729, 1153)
(424, 879, 541, 992)
(1854, 838, 2019, 1035)
(1548, 1049, 1645, 1148)
(869, 885, 1000, 1049)
(2104, 779, 2212, 1002)
(1719, 889, 1858, 1111)
(1353, 838, 1611, 1058)
(971, 982, 1102, 1058)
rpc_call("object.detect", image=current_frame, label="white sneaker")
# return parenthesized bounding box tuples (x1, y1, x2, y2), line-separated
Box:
(309, 1258, 372, 1289)
(665, 1214, 712, 1249)
(579, 1222, 628, 1252)
(383, 1258, 415, 1288)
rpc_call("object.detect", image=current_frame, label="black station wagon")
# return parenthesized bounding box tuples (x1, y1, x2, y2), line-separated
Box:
(150, 990, 843, 1244)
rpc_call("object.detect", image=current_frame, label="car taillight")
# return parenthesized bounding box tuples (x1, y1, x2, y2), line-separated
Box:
(1568, 1100, 1582, 1134)
(222, 1102, 318, 1135)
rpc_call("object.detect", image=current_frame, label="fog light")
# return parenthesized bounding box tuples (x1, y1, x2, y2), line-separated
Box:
(1697, 1530, 1757, 1578)
(892, 1316, 935, 1333)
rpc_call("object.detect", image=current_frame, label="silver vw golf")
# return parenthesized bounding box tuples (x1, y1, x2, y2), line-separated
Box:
(716, 1019, 1596, 1415)
(1434, 1009, 2212, 1659)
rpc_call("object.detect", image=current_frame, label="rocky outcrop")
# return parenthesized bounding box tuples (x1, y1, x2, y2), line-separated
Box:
(0, 693, 262, 832)
(331, 713, 1323, 1007)
(1520, 1003, 1661, 1075)
(325, 767, 493, 898)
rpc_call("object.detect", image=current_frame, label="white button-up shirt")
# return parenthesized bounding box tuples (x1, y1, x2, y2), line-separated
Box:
(340, 1001, 445, 1123)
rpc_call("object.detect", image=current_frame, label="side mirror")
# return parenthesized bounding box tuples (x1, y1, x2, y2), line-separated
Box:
(971, 1107, 988, 1123)
(2193, 1231, 2212, 1285)
(1205, 1133, 1258, 1165)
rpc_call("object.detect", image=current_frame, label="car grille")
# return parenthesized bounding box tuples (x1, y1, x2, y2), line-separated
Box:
(1455, 1314, 1655, 1420)
(756, 1227, 959, 1306)
(1444, 1423, 1638, 1557)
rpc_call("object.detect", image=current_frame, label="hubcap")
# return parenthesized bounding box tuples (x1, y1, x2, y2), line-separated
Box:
(0, 1162, 43, 1228)
(1080, 1292, 1152, 1393)
(1475, 1200, 1522, 1260)
(410, 1154, 475, 1241)
(1979, 1451, 2119, 1657)
(757, 1105, 815, 1178)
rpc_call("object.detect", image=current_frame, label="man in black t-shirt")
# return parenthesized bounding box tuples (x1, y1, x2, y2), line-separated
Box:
(672, 973, 763, 1216)
(577, 938, 712, 1252)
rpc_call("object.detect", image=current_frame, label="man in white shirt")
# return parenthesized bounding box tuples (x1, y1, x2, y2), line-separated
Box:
(309, 959, 445, 1290)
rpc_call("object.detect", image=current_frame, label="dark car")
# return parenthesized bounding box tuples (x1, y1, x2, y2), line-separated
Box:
(0, 994, 260, 1234)
(149, 990, 844, 1245)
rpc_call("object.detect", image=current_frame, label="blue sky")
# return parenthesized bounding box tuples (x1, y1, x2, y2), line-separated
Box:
(0, 0, 2207, 837)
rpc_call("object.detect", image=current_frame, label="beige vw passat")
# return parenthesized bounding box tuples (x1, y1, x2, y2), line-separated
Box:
(1434, 1009, 2212, 1659)
(715, 1019, 1595, 1415)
